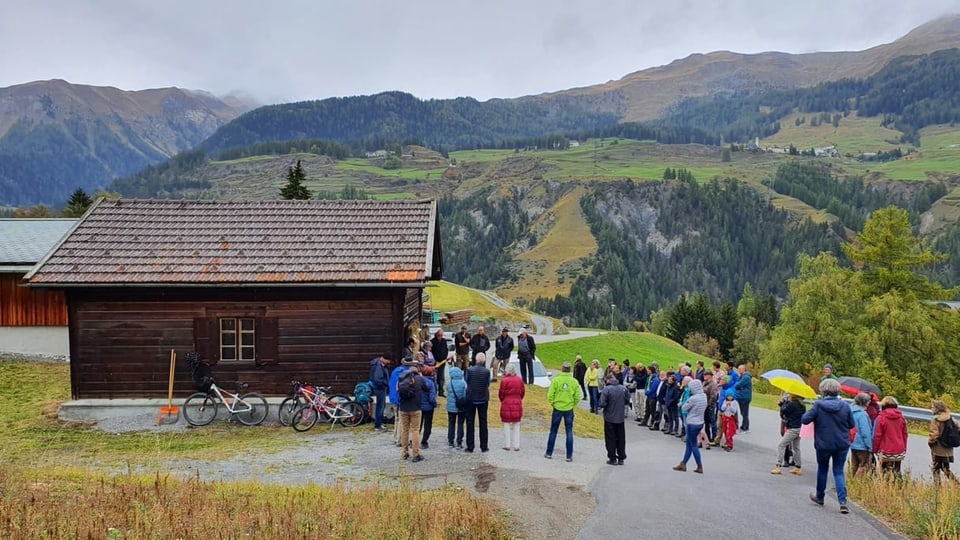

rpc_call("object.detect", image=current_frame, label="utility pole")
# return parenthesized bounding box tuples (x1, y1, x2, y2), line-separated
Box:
(610, 303, 616, 332)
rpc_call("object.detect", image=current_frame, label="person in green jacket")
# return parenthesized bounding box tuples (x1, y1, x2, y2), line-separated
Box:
(545, 362, 580, 462)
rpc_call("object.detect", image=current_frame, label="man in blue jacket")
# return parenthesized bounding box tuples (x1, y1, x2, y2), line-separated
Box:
(369, 352, 393, 431)
(802, 378, 855, 514)
(734, 364, 753, 432)
(638, 364, 660, 427)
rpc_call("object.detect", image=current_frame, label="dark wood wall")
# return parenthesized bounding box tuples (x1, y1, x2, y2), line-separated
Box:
(67, 287, 415, 399)
(0, 274, 68, 326)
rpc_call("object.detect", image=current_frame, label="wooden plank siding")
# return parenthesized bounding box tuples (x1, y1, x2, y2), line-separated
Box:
(0, 274, 67, 326)
(66, 287, 417, 399)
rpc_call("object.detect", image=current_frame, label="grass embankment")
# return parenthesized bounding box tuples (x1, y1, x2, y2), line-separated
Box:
(0, 360, 511, 539)
(426, 280, 530, 323)
(536, 332, 710, 370)
(0, 467, 509, 540)
(848, 474, 960, 539)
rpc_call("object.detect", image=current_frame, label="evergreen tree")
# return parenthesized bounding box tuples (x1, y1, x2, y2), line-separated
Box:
(62, 187, 94, 217)
(279, 160, 311, 200)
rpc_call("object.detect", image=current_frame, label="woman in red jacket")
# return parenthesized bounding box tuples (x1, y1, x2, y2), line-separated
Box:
(499, 364, 526, 451)
(872, 396, 908, 478)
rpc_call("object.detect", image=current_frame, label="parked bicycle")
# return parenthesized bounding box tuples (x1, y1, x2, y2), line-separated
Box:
(291, 385, 365, 431)
(183, 352, 269, 426)
(278, 380, 353, 426)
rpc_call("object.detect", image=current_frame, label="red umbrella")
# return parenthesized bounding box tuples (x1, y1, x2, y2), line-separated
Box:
(838, 376, 880, 396)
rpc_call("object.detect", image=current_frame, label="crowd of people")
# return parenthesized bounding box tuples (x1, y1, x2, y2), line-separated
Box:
(371, 326, 960, 509)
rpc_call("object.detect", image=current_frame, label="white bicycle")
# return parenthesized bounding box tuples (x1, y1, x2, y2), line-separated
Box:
(182, 379, 269, 426)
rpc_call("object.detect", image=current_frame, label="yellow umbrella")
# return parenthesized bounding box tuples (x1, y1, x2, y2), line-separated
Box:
(767, 376, 818, 400)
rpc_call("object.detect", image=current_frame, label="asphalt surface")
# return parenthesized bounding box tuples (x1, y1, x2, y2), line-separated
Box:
(576, 405, 902, 540)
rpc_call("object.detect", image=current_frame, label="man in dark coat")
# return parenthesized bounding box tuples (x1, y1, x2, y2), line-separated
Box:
(492, 327, 514, 382)
(599, 373, 630, 465)
(469, 326, 491, 366)
(464, 353, 492, 453)
(516, 326, 537, 385)
(430, 329, 450, 397)
(573, 355, 587, 400)
(454, 326, 471, 371)
(369, 352, 393, 431)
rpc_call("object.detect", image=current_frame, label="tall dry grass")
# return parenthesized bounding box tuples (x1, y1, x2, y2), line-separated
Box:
(0, 467, 511, 540)
(848, 473, 960, 539)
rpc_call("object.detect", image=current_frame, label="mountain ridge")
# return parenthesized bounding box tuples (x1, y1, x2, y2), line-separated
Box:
(529, 14, 960, 121)
(0, 79, 253, 205)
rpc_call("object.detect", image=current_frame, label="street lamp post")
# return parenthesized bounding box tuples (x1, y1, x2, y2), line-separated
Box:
(610, 303, 616, 332)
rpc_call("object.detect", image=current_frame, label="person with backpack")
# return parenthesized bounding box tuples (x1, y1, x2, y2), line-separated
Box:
(397, 359, 428, 462)
(929, 399, 960, 484)
(369, 352, 392, 432)
(419, 366, 438, 449)
(445, 366, 467, 448)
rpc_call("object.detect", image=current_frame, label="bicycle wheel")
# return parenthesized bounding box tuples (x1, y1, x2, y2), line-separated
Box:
(234, 393, 268, 426)
(278, 396, 305, 426)
(291, 405, 319, 432)
(183, 393, 218, 426)
(338, 401, 365, 428)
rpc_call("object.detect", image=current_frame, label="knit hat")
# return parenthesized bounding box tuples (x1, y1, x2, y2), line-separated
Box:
(724, 389, 735, 400)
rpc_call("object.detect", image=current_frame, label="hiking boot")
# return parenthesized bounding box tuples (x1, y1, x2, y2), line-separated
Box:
(411, 455, 424, 463)
(809, 493, 824, 506)
(791, 468, 802, 476)
(694, 465, 703, 474)
(607, 458, 618, 465)
(771, 466, 782, 475)
(839, 504, 849, 514)
(672, 463, 687, 472)
(421, 442, 429, 449)
(617, 459, 624, 465)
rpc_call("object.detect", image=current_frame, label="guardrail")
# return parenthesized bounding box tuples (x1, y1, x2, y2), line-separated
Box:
(896, 404, 960, 424)
(803, 398, 960, 423)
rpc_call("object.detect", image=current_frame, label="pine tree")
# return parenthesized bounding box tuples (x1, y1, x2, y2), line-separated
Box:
(62, 188, 94, 217)
(279, 160, 311, 200)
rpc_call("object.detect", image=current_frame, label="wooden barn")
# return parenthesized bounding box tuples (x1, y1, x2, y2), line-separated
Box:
(25, 199, 442, 399)
(0, 219, 74, 357)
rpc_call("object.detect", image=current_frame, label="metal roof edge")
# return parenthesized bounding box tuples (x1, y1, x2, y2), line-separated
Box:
(424, 199, 438, 279)
(22, 197, 106, 282)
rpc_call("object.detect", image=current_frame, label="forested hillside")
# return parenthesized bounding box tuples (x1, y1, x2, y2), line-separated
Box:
(531, 177, 844, 328)
(200, 92, 620, 154)
(663, 48, 960, 145)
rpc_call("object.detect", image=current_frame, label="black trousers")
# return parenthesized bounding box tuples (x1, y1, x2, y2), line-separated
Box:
(465, 402, 489, 451)
(641, 396, 657, 424)
(604, 421, 626, 461)
(420, 409, 434, 444)
(518, 356, 533, 384)
(575, 376, 586, 398)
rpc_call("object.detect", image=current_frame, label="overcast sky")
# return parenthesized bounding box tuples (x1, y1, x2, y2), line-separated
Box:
(1, 0, 956, 104)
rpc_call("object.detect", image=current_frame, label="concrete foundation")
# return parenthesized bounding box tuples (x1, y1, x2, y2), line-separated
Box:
(0, 326, 69, 359)
(59, 397, 289, 429)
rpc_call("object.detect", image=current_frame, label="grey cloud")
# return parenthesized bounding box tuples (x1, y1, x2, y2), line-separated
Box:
(0, 0, 956, 103)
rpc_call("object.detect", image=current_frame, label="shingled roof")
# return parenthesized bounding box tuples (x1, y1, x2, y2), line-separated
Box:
(0, 219, 77, 272)
(25, 199, 441, 286)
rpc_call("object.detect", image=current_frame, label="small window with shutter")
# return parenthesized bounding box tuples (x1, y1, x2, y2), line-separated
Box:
(220, 317, 256, 362)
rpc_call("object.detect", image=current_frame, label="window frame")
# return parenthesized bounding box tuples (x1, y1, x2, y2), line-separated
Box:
(219, 316, 257, 363)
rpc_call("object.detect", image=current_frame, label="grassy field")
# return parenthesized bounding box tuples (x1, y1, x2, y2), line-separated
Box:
(425, 280, 540, 324)
(535, 332, 710, 370)
(497, 185, 597, 303)
(762, 112, 904, 155)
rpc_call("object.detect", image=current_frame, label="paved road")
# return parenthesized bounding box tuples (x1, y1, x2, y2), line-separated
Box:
(469, 285, 555, 335)
(577, 405, 902, 540)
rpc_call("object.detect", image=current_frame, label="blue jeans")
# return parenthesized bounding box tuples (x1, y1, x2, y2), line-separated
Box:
(373, 386, 387, 428)
(546, 408, 574, 459)
(682, 423, 703, 466)
(588, 386, 600, 412)
(815, 447, 849, 504)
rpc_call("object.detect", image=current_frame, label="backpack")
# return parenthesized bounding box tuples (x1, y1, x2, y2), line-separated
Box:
(354, 381, 373, 404)
(398, 375, 418, 400)
(939, 418, 960, 448)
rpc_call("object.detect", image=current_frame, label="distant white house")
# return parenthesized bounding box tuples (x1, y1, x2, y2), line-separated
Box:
(365, 150, 389, 158)
(814, 145, 838, 157)
(569, 140, 581, 148)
